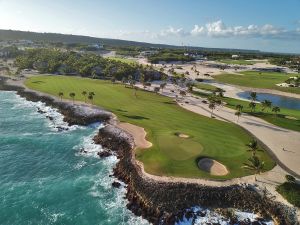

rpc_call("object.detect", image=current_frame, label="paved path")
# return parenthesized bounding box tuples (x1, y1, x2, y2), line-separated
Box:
(137, 82, 300, 178)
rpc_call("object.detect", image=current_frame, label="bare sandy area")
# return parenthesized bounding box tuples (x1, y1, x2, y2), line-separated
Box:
(198, 158, 229, 176)
(117, 122, 152, 149)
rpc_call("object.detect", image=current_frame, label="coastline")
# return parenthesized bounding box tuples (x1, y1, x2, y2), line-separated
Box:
(0, 76, 298, 225)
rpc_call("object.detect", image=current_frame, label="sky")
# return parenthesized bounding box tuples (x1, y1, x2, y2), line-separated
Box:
(0, 0, 300, 53)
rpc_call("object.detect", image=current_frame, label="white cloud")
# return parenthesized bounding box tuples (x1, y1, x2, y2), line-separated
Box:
(107, 20, 300, 41)
(159, 26, 188, 37)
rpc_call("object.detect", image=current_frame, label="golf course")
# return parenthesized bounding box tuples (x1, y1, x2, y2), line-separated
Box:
(214, 71, 300, 94)
(192, 90, 300, 132)
(25, 75, 275, 179)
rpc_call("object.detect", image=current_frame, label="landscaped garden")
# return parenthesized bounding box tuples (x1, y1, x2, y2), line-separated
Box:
(25, 75, 275, 179)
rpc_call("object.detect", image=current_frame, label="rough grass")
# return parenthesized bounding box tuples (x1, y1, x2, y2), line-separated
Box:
(214, 71, 300, 94)
(107, 56, 137, 65)
(194, 83, 217, 92)
(193, 91, 300, 132)
(218, 59, 258, 65)
(276, 182, 300, 207)
(25, 75, 275, 179)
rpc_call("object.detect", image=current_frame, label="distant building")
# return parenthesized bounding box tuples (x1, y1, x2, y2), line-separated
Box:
(231, 54, 240, 59)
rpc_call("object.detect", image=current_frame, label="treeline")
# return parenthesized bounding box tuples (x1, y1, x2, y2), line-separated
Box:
(15, 49, 163, 80)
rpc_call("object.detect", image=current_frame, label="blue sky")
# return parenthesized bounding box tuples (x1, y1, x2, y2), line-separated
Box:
(0, 0, 300, 53)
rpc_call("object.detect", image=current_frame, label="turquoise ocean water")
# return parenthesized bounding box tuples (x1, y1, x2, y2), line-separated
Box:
(0, 91, 149, 225)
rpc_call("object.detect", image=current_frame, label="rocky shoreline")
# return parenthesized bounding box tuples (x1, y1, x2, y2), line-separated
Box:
(0, 76, 298, 225)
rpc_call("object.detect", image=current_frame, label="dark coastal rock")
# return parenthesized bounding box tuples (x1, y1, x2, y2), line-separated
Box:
(97, 150, 112, 158)
(112, 181, 121, 188)
(46, 115, 54, 121)
(56, 126, 69, 132)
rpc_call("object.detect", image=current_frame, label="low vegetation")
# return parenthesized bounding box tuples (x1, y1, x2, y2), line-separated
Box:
(25, 75, 275, 179)
(276, 175, 300, 207)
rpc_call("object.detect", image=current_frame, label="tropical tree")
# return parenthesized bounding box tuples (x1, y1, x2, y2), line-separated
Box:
(246, 139, 259, 156)
(160, 82, 167, 93)
(236, 104, 243, 112)
(179, 90, 186, 99)
(88, 93, 94, 104)
(261, 100, 272, 112)
(209, 102, 216, 118)
(58, 92, 64, 101)
(272, 106, 280, 116)
(235, 111, 242, 122)
(243, 156, 265, 181)
(249, 102, 256, 112)
(82, 91, 87, 103)
(249, 91, 257, 102)
(214, 88, 225, 97)
(69, 92, 75, 104)
(154, 87, 160, 94)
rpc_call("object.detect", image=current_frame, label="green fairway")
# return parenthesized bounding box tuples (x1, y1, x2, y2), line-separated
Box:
(192, 91, 300, 132)
(107, 56, 137, 65)
(214, 71, 300, 94)
(25, 75, 275, 179)
(218, 59, 260, 65)
(194, 83, 217, 92)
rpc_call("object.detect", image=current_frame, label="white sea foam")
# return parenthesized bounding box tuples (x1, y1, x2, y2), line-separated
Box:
(12, 94, 83, 132)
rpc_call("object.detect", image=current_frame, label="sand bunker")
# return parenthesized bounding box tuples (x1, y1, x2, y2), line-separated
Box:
(175, 132, 190, 138)
(118, 122, 152, 149)
(198, 158, 229, 176)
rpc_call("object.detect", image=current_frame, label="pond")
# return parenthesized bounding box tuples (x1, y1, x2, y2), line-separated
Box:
(237, 91, 300, 110)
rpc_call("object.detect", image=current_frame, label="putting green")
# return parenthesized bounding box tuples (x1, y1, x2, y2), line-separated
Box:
(157, 134, 202, 161)
(25, 75, 275, 179)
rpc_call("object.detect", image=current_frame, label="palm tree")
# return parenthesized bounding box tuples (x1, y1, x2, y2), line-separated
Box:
(82, 91, 87, 103)
(209, 102, 216, 118)
(179, 90, 186, 99)
(246, 139, 258, 156)
(235, 111, 242, 122)
(58, 92, 64, 101)
(249, 102, 256, 112)
(272, 106, 280, 116)
(88, 93, 94, 104)
(261, 100, 272, 112)
(160, 82, 167, 93)
(249, 91, 257, 102)
(154, 87, 160, 94)
(69, 92, 75, 104)
(243, 156, 265, 181)
(235, 104, 243, 112)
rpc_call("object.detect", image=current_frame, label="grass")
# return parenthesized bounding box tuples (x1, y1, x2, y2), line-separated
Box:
(194, 83, 217, 92)
(25, 75, 275, 179)
(276, 182, 300, 207)
(218, 59, 260, 65)
(214, 71, 300, 94)
(107, 56, 137, 65)
(192, 91, 300, 132)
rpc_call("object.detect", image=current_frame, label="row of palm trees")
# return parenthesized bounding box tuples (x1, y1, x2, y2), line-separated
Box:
(234, 92, 281, 122)
(58, 91, 95, 104)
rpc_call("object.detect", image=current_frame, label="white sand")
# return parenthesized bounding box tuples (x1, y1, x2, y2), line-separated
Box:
(198, 158, 229, 176)
(117, 122, 152, 149)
